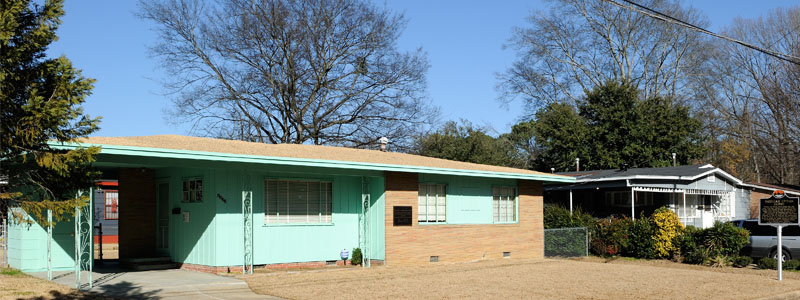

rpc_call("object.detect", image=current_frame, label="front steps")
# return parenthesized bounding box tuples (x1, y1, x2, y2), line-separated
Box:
(121, 257, 177, 271)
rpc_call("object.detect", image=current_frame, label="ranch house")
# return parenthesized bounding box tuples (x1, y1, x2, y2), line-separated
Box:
(6, 135, 573, 273)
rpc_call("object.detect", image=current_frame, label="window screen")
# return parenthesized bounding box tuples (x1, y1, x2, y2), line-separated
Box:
(493, 186, 516, 222)
(265, 179, 332, 224)
(418, 183, 446, 223)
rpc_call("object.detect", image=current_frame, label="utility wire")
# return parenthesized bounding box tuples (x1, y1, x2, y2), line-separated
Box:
(600, 0, 800, 66)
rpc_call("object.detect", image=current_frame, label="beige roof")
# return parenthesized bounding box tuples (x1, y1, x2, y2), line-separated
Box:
(77, 135, 565, 179)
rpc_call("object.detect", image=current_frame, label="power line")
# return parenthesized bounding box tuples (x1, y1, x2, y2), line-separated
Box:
(600, 0, 800, 66)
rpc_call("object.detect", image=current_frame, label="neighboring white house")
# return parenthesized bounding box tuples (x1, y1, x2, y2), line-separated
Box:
(544, 164, 750, 228)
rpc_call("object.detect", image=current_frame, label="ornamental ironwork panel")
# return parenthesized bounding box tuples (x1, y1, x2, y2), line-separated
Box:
(360, 177, 371, 267)
(242, 190, 253, 274)
(74, 190, 93, 290)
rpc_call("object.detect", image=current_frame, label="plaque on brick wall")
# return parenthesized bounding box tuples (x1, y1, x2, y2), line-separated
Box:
(393, 206, 412, 226)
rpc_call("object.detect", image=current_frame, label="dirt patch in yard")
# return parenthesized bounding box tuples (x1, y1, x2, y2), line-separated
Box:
(242, 258, 800, 299)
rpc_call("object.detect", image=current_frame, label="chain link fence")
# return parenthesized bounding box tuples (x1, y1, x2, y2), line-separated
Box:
(544, 227, 589, 258)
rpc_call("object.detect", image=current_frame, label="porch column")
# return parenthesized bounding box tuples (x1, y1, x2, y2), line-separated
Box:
(569, 190, 573, 215)
(682, 191, 687, 224)
(631, 189, 635, 220)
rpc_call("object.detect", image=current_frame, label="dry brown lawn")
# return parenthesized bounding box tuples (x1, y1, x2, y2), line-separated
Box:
(94, 243, 119, 260)
(242, 257, 800, 299)
(0, 268, 84, 300)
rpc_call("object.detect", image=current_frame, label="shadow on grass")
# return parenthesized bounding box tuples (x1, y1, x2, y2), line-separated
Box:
(20, 281, 162, 300)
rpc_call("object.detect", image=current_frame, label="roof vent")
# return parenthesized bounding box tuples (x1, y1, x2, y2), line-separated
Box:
(379, 137, 389, 152)
(620, 163, 628, 171)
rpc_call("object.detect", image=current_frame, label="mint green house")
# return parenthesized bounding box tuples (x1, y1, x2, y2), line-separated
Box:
(7, 135, 572, 273)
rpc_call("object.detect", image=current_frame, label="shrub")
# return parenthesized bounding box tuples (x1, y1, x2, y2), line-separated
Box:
(732, 256, 753, 268)
(625, 216, 656, 259)
(702, 221, 750, 258)
(676, 226, 706, 264)
(543, 204, 595, 229)
(758, 257, 778, 270)
(544, 227, 589, 257)
(351, 248, 363, 265)
(784, 259, 800, 270)
(652, 207, 683, 258)
(590, 217, 631, 257)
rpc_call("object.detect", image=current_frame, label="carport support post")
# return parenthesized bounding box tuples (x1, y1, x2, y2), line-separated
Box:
(569, 190, 573, 215)
(778, 225, 783, 281)
(47, 209, 52, 281)
(630, 189, 635, 220)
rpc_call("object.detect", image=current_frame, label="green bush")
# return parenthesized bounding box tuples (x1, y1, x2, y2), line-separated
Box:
(543, 204, 595, 229)
(702, 221, 750, 258)
(676, 226, 706, 264)
(625, 216, 656, 259)
(732, 256, 753, 268)
(784, 259, 800, 270)
(351, 248, 363, 265)
(758, 257, 778, 270)
(590, 217, 631, 257)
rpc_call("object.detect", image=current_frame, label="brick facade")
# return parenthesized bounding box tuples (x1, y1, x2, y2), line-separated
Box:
(118, 168, 157, 259)
(384, 172, 544, 265)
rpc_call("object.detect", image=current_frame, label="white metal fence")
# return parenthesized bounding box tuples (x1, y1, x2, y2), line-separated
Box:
(544, 227, 589, 258)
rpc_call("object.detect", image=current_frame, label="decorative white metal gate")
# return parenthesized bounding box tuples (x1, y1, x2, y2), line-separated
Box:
(360, 177, 371, 267)
(74, 190, 93, 290)
(242, 190, 253, 274)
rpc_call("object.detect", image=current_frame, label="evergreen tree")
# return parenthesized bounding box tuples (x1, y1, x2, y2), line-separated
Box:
(414, 120, 517, 167)
(528, 81, 704, 172)
(1, 0, 101, 223)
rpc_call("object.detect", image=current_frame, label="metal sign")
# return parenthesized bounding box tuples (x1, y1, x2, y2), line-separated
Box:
(758, 191, 799, 281)
(758, 194, 800, 226)
(393, 206, 412, 226)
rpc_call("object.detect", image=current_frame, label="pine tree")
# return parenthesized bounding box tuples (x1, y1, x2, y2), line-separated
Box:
(1, 0, 101, 223)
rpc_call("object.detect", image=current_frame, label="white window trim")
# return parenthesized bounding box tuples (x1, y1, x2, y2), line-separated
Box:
(182, 177, 203, 203)
(493, 186, 518, 223)
(418, 183, 446, 223)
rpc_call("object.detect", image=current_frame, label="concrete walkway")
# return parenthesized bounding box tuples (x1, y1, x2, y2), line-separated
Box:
(29, 263, 279, 299)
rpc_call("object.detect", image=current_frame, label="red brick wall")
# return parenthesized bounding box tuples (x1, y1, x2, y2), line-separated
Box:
(118, 168, 156, 259)
(750, 190, 772, 219)
(384, 172, 544, 265)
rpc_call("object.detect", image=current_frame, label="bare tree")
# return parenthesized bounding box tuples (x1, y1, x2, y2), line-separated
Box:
(139, 0, 436, 149)
(499, 0, 712, 112)
(703, 7, 800, 185)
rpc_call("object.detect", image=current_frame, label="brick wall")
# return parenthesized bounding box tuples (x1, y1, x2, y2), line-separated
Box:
(750, 189, 772, 219)
(118, 168, 156, 259)
(384, 172, 544, 265)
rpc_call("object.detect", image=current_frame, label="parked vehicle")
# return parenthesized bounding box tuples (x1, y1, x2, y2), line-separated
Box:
(731, 219, 800, 262)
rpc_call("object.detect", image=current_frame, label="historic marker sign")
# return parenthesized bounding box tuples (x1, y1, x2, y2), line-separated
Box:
(759, 194, 800, 226)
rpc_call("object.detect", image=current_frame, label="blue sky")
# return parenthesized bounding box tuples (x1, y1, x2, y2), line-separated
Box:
(47, 0, 794, 138)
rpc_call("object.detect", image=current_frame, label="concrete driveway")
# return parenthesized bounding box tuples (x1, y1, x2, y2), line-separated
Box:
(29, 263, 278, 299)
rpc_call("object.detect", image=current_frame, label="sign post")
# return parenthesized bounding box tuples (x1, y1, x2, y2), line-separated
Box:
(758, 190, 800, 281)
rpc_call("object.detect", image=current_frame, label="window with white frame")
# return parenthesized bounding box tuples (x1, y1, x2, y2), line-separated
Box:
(493, 186, 516, 222)
(707, 175, 715, 182)
(104, 190, 119, 220)
(265, 179, 332, 224)
(182, 178, 203, 203)
(418, 183, 446, 223)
